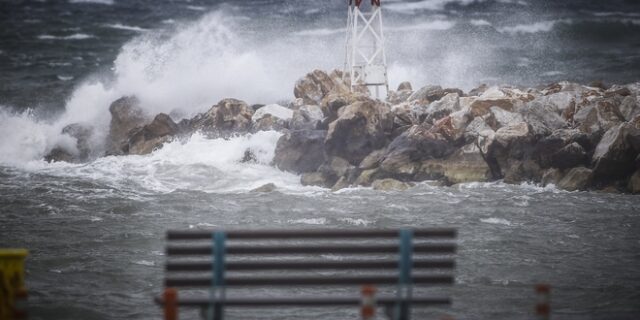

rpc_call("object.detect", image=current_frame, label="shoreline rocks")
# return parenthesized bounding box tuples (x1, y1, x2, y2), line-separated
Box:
(44, 69, 640, 194)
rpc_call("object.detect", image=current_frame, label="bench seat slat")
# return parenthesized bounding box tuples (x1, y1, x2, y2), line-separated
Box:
(155, 295, 451, 307)
(166, 243, 456, 255)
(165, 274, 454, 287)
(166, 259, 455, 271)
(167, 228, 456, 240)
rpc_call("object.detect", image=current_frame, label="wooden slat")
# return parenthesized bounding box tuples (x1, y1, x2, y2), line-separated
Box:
(166, 258, 455, 272)
(167, 228, 457, 240)
(165, 274, 454, 287)
(155, 295, 451, 307)
(166, 243, 456, 255)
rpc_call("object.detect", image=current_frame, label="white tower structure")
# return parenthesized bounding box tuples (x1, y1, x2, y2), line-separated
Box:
(344, 0, 389, 98)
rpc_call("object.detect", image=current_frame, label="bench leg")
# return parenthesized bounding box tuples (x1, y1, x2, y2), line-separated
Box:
(163, 288, 178, 320)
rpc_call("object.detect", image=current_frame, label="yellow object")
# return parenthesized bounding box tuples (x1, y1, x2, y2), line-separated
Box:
(0, 249, 28, 320)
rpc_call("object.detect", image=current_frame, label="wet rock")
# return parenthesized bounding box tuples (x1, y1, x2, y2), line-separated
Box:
(331, 176, 350, 192)
(619, 96, 639, 121)
(325, 100, 393, 165)
(274, 130, 327, 174)
(294, 69, 350, 105)
(503, 160, 542, 184)
(106, 96, 150, 155)
(441, 143, 492, 184)
(574, 98, 624, 136)
(300, 172, 332, 188)
(359, 149, 385, 170)
(372, 178, 411, 191)
(557, 167, 593, 191)
(127, 113, 179, 155)
(463, 117, 494, 142)
(424, 93, 462, 123)
(61, 123, 94, 161)
(534, 128, 592, 168)
(189, 98, 253, 136)
(550, 142, 589, 169)
(241, 149, 257, 163)
(541, 168, 564, 187)
(516, 100, 567, 137)
(252, 104, 293, 132)
(591, 123, 640, 182)
(44, 147, 74, 163)
(251, 183, 277, 193)
(534, 91, 576, 116)
(628, 170, 640, 194)
(407, 85, 445, 104)
(317, 156, 354, 186)
(469, 87, 519, 117)
(354, 168, 387, 187)
(290, 105, 324, 130)
(487, 106, 523, 130)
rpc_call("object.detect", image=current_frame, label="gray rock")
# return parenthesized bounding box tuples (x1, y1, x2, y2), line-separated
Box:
(407, 85, 445, 104)
(359, 149, 386, 170)
(325, 100, 393, 165)
(541, 168, 564, 187)
(300, 172, 332, 188)
(628, 170, 640, 194)
(274, 130, 327, 174)
(619, 96, 639, 121)
(290, 105, 324, 130)
(251, 183, 277, 193)
(127, 113, 178, 155)
(372, 178, 411, 191)
(106, 96, 150, 155)
(557, 167, 593, 191)
(188, 98, 253, 137)
(294, 69, 350, 105)
(251, 104, 293, 132)
(591, 123, 640, 182)
(550, 142, 588, 169)
(397, 81, 412, 91)
(516, 100, 567, 137)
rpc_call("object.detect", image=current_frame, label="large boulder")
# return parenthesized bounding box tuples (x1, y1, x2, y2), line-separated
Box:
(550, 142, 589, 169)
(424, 93, 462, 123)
(106, 96, 150, 155)
(407, 85, 445, 104)
(435, 143, 493, 184)
(290, 105, 324, 130)
(387, 81, 413, 105)
(325, 100, 393, 165)
(516, 100, 567, 137)
(188, 98, 253, 136)
(574, 97, 624, 136)
(127, 113, 178, 155)
(469, 86, 532, 117)
(557, 167, 593, 191)
(252, 104, 293, 132)
(379, 124, 455, 180)
(619, 96, 639, 121)
(534, 129, 592, 168)
(294, 70, 350, 105)
(274, 130, 327, 174)
(591, 122, 640, 182)
(62, 123, 94, 161)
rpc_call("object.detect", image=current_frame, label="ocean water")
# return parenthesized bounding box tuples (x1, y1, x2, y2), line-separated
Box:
(1, 0, 640, 319)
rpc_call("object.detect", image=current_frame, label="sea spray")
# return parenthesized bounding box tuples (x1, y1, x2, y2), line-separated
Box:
(29, 131, 304, 194)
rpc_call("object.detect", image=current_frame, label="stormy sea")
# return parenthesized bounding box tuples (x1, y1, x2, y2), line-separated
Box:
(1, 0, 640, 319)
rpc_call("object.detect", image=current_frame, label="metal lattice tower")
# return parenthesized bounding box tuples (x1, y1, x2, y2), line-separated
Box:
(343, 0, 389, 98)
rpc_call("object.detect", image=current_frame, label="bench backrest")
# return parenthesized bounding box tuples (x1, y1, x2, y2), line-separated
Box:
(161, 228, 457, 320)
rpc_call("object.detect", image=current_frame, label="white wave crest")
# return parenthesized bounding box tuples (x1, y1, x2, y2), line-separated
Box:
(38, 33, 95, 40)
(69, 0, 114, 4)
(497, 21, 558, 34)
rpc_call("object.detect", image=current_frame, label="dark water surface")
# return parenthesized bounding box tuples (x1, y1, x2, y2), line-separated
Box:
(1, 0, 640, 319)
(1, 166, 640, 320)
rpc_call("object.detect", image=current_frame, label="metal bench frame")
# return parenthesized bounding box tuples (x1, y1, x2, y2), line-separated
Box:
(156, 228, 457, 320)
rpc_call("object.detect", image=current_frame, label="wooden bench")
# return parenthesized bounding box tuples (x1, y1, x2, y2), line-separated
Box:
(156, 228, 457, 320)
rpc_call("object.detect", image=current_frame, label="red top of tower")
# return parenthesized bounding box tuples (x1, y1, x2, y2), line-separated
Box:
(350, 0, 381, 7)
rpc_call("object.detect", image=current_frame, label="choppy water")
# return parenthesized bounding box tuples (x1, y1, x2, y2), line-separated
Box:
(1, 0, 640, 319)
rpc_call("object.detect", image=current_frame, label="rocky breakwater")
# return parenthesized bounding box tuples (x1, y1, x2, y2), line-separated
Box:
(45, 69, 640, 193)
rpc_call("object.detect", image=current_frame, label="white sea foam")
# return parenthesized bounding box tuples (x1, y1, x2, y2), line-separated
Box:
(480, 217, 513, 226)
(497, 21, 558, 34)
(287, 218, 327, 225)
(38, 33, 95, 40)
(69, 0, 114, 4)
(105, 24, 148, 32)
(470, 19, 492, 26)
(385, 0, 482, 13)
(18, 131, 308, 194)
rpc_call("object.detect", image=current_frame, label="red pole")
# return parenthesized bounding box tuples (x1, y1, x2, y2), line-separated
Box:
(361, 285, 376, 320)
(535, 284, 551, 320)
(164, 288, 178, 320)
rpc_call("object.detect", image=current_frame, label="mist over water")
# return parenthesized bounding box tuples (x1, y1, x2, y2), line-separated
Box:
(1, 1, 640, 319)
